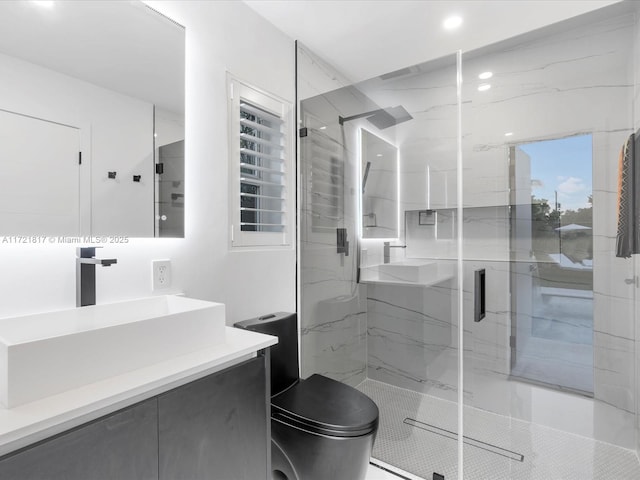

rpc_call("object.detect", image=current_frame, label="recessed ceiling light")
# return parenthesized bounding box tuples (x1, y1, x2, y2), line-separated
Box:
(376, 154, 383, 157)
(505, 132, 514, 137)
(319, 126, 327, 130)
(32, 0, 55, 8)
(477, 83, 491, 92)
(443, 15, 463, 30)
(478, 71, 493, 80)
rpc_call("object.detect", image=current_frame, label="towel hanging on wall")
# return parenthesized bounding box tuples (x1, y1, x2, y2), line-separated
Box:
(615, 132, 636, 258)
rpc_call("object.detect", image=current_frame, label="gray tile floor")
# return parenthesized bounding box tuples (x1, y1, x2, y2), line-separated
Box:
(358, 379, 640, 480)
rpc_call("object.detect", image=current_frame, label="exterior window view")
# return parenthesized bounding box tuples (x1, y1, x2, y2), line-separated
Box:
(511, 134, 594, 394)
(0, 1, 638, 480)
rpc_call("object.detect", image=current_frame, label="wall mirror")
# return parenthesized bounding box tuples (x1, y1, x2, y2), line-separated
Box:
(0, 1, 185, 238)
(360, 129, 399, 239)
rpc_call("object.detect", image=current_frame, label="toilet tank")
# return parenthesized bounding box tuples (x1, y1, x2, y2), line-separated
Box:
(234, 312, 299, 396)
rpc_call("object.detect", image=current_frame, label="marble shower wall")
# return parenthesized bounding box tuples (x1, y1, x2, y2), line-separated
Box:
(352, 55, 462, 402)
(355, 56, 460, 268)
(459, 9, 636, 417)
(405, 207, 510, 262)
(359, 6, 637, 423)
(298, 45, 402, 386)
(366, 279, 456, 402)
(299, 8, 639, 447)
(369, 7, 636, 418)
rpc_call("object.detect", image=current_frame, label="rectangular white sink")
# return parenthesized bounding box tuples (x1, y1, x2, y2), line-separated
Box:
(376, 260, 438, 283)
(0, 295, 225, 408)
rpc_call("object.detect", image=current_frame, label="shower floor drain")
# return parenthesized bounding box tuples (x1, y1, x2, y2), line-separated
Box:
(403, 418, 525, 462)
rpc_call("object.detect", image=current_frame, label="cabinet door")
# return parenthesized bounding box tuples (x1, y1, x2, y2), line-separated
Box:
(159, 355, 268, 480)
(0, 398, 158, 480)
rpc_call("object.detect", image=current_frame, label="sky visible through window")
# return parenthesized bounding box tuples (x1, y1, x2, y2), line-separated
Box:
(519, 134, 592, 212)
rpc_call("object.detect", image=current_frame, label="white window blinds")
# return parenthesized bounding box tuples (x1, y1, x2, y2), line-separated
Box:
(228, 76, 292, 248)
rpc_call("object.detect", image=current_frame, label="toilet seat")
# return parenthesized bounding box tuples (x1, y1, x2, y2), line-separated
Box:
(271, 374, 379, 438)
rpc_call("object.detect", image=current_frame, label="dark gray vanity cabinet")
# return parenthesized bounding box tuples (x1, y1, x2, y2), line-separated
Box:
(0, 398, 159, 480)
(158, 355, 269, 480)
(0, 354, 269, 480)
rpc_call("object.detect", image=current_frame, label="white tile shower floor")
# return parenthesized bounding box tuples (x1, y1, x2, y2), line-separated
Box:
(366, 463, 407, 480)
(358, 379, 640, 480)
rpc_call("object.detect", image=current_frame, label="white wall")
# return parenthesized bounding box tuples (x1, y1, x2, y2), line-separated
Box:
(0, 51, 154, 237)
(0, 111, 80, 236)
(0, 1, 296, 326)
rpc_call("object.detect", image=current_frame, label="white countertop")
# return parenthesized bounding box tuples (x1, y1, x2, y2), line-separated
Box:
(0, 327, 277, 457)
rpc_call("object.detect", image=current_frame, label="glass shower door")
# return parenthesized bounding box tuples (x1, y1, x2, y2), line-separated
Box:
(297, 44, 367, 390)
(461, 3, 639, 479)
(297, 43, 462, 479)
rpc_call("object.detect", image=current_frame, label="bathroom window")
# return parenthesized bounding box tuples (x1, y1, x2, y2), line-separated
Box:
(228, 76, 293, 248)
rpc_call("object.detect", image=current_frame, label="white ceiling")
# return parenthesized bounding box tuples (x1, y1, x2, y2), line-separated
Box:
(244, 0, 622, 83)
(0, 1, 185, 114)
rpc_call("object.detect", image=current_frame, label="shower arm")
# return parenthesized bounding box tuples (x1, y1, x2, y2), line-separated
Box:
(338, 109, 383, 125)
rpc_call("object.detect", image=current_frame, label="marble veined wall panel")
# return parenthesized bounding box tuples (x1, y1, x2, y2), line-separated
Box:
(461, 10, 637, 415)
(376, 8, 636, 422)
(404, 207, 510, 262)
(367, 279, 456, 401)
(462, 14, 634, 208)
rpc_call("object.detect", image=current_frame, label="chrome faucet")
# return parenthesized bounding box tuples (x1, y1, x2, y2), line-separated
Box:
(76, 247, 117, 307)
(383, 241, 406, 264)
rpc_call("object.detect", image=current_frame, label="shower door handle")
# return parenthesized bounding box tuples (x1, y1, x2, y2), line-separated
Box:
(474, 269, 486, 322)
(336, 228, 349, 256)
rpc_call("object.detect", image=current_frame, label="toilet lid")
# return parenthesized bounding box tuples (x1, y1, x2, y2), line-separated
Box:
(271, 374, 379, 438)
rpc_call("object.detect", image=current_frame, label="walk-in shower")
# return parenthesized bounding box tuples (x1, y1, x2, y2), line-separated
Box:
(298, 2, 640, 479)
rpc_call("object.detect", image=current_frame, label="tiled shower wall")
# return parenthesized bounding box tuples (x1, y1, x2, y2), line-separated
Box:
(361, 6, 638, 445)
(458, 7, 637, 417)
(299, 5, 640, 452)
(366, 279, 456, 402)
(480, 10, 632, 415)
(358, 56, 462, 402)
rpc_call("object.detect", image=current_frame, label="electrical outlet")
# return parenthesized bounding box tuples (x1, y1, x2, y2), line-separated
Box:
(152, 259, 171, 291)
